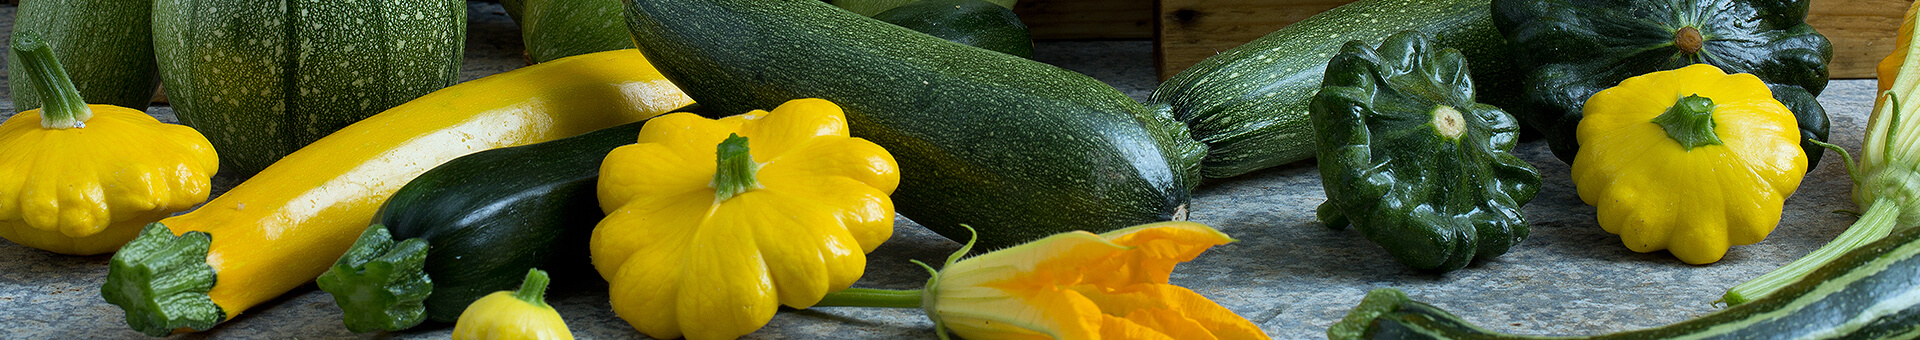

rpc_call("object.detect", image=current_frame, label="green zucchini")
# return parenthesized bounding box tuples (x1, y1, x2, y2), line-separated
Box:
(1329, 225, 1920, 339)
(625, 0, 1206, 249)
(316, 119, 652, 332)
(498, 0, 634, 63)
(8, 0, 160, 112)
(873, 0, 1034, 59)
(152, 0, 466, 178)
(1149, 0, 1519, 178)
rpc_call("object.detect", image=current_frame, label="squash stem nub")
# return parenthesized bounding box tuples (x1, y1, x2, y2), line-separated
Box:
(315, 225, 434, 333)
(712, 134, 763, 202)
(1675, 26, 1705, 55)
(1652, 94, 1723, 151)
(9, 30, 94, 129)
(100, 223, 222, 336)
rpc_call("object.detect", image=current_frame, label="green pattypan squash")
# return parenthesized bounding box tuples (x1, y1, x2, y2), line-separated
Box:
(1311, 31, 1543, 272)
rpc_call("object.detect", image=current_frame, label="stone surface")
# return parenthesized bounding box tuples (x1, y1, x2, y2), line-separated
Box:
(0, 2, 1886, 339)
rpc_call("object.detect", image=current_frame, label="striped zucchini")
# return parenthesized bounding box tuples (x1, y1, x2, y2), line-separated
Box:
(1149, 0, 1518, 178)
(152, 0, 466, 178)
(1329, 225, 1920, 339)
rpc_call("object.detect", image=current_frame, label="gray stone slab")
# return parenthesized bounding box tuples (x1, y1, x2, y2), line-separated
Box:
(0, 2, 1887, 339)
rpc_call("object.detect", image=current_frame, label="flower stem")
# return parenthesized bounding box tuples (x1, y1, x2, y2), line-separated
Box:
(10, 30, 93, 129)
(1723, 199, 1902, 305)
(814, 288, 923, 308)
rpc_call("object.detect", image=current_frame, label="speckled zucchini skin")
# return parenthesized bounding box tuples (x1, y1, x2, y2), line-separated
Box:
(152, 0, 465, 178)
(1149, 0, 1518, 178)
(625, 0, 1206, 249)
(8, 0, 160, 112)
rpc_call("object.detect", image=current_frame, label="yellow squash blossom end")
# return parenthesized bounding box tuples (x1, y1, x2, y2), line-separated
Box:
(591, 98, 900, 340)
(1572, 63, 1807, 264)
(925, 221, 1269, 340)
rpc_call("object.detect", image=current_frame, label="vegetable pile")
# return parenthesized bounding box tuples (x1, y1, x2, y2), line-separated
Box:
(0, 0, 1908, 337)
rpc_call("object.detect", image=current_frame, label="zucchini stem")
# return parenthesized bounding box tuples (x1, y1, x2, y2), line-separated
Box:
(9, 30, 94, 129)
(315, 225, 434, 333)
(100, 223, 222, 336)
(712, 134, 763, 202)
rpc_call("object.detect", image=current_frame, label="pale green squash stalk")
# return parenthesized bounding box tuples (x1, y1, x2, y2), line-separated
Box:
(1720, 8, 1920, 304)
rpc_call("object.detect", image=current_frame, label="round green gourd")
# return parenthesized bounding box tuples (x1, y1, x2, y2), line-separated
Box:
(152, 0, 466, 178)
(8, 0, 160, 112)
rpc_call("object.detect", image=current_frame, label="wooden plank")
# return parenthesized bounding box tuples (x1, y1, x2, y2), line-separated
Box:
(1808, 0, 1908, 81)
(1016, 0, 1155, 40)
(1156, 0, 1906, 80)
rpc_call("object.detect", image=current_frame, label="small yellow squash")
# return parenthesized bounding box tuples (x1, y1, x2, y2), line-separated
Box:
(452, 269, 573, 340)
(1572, 63, 1807, 264)
(592, 98, 899, 340)
(0, 32, 216, 255)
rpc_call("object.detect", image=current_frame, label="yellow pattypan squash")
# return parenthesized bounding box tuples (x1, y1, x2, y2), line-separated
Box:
(592, 98, 899, 340)
(0, 32, 217, 255)
(922, 221, 1271, 340)
(1572, 63, 1807, 264)
(453, 269, 574, 340)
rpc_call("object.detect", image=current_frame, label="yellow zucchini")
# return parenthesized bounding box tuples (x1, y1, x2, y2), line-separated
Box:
(99, 49, 692, 336)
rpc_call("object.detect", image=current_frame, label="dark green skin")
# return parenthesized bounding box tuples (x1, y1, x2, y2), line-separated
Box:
(499, 0, 635, 63)
(1150, 0, 1521, 179)
(1492, 0, 1832, 167)
(873, 0, 1035, 59)
(318, 120, 651, 330)
(1328, 225, 1920, 339)
(624, 0, 1206, 250)
(1310, 31, 1541, 272)
(8, 0, 159, 112)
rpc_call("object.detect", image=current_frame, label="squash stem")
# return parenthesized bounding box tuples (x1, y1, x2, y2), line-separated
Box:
(1723, 199, 1902, 305)
(9, 30, 94, 129)
(813, 288, 925, 308)
(511, 269, 552, 307)
(100, 223, 223, 336)
(1651, 94, 1723, 151)
(712, 134, 763, 202)
(315, 225, 434, 333)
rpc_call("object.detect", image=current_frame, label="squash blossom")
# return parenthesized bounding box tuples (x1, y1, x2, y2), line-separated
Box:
(817, 221, 1271, 340)
(591, 98, 899, 340)
(0, 31, 217, 255)
(1572, 63, 1807, 265)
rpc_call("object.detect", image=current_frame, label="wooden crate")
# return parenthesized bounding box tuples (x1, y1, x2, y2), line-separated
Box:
(1153, 0, 1908, 80)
